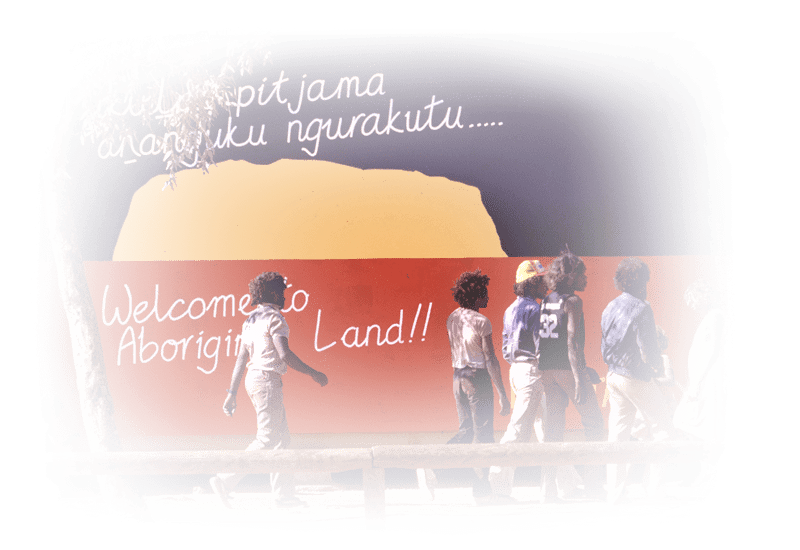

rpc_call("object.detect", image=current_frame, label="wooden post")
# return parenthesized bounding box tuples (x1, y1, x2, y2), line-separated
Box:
(362, 466, 386, 523)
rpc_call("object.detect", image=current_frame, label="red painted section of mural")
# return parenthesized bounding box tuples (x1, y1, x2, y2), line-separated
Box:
(85, 256, 714, 439)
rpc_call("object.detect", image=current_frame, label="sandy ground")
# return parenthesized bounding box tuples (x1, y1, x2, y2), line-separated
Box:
(62, 484, 708, 534)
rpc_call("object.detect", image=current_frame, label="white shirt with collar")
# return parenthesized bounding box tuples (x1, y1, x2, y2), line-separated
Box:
(241, 303, 290, 374)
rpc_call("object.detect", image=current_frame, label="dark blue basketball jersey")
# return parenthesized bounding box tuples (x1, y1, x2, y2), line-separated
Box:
(538, 290, 585, 371)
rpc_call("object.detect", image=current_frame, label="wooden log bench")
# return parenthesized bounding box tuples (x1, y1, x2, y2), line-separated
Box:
(48, 441, 707, 521)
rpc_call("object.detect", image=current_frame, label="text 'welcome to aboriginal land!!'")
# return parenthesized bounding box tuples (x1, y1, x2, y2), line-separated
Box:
(100, 280, 435, 375)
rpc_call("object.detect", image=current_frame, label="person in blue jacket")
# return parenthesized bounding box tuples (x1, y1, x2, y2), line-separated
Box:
(601, 257, 674, 503)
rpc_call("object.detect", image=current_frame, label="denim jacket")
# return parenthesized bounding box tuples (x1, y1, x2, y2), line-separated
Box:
(600, 292, 661, 381)
(502, 296, 540, 364)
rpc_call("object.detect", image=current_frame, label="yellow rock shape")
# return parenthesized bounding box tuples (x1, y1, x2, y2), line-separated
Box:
(113, 159, 506, 260)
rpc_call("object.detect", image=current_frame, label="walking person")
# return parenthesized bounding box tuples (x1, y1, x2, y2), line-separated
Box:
(446, 268, 511, 502)
(601, 257, 675, 503)
(673, 278, 726, 486)
(210, 271, 328, 508)
(628, 325, 677, 488)
(489, 259, 548, 496)
(538, 250, 605, 502)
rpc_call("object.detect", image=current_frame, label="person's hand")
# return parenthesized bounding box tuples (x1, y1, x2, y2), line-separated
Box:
(312, 371, 328, 387)
(574, 375, 586, 405)
(223, 393, 236, 416)
(586, 367, 601, 384)
(499, 394, 511, 416)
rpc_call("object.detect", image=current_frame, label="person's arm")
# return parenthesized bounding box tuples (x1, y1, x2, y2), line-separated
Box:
(656, 354, 675, 388)
(689, 313, 725, 401)
(636, 307, 663, 378)
(501, 323, 514, 364)
(482, 333, 510, 416)
(565, 296, 587, 404)
(274, 335, 328, 387)
(222, 344, 249, 416)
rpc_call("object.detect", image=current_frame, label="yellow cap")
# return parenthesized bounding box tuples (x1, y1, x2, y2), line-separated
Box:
(516, 259, 546, 283)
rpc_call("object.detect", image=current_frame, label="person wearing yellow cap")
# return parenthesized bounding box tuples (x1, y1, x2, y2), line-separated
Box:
(488, 259, 549, 496)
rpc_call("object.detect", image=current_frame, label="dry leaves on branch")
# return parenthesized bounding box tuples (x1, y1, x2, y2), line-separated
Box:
(78, 38, 270, 189)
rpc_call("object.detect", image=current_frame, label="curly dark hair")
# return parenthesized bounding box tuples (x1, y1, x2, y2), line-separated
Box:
(656, 325, 669, 351)
(683, 279, 721, 306)
(513, 278, 539, 298)
(451, 269, 490, 309)
(545, 252, 585, 293)
(249, 271, 287, 305)
(613, 257, 650, 293)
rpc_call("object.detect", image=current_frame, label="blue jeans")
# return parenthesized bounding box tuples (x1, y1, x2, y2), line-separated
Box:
(448, 367, 494, 497)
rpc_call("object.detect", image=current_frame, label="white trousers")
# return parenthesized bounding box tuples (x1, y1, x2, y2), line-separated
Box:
(490, 362, 580, 497)
(218, 369, 294, 500)
(606, 371, 673, 499)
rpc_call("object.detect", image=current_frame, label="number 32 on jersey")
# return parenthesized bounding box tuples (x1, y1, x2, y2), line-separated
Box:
(539, 313, 559, 338)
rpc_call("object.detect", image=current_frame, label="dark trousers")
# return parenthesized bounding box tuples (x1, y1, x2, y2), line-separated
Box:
(448, 367, 494, 496)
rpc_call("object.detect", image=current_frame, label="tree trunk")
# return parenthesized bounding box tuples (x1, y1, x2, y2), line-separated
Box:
(42, 136, 150, 516)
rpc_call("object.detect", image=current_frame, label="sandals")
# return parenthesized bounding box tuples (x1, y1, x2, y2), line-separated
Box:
(475, 493, 522, 506)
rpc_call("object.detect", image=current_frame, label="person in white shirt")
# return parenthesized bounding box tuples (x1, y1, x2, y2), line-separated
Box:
(673, 278, 726, 487)
(210, 271, 328, 508)
(446, 268, 510, 500)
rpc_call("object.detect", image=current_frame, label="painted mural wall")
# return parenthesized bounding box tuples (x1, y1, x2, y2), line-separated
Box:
(58, 36, 721, 444)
